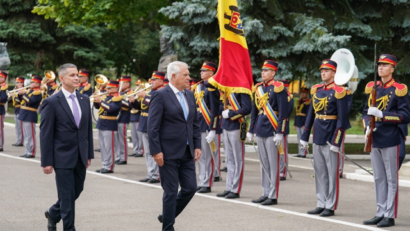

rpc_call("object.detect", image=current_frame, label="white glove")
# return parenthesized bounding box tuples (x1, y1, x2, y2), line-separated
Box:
(329, 144, 339, 153)
(300, 140, 308, 149)
(367, 107, 383, 118)
(222, 109, 230, 119)
(247, 132, 254, 142)
(206, 130, 216, 144)
(273, 133, 283, 146)
(365, 126, 370, 143)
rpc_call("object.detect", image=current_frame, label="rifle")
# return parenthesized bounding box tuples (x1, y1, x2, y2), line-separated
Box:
(364, 44, 377, 152)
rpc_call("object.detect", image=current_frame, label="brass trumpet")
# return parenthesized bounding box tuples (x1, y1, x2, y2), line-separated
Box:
(94, 74, 109, 94)
(7, 86, 31, 97)
(125, 83, 151, 101)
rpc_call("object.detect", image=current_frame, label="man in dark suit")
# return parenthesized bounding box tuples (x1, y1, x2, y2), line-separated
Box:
(148, 61, 201, 231)
(40, 63, 94, 231)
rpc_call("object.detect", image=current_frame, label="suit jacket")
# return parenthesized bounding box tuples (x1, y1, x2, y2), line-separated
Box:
(148, 85, 201, 160)
(40, 90, 94, 168)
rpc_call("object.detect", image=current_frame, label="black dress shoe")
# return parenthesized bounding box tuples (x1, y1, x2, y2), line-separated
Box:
(225, 192, 240, 199)
(128, 153, 136, 157)
(251, 196, 268, 203)
(196, 187, 203, 192)
(20, 154, 27, 158)
(95, 148, 100, 152)
(216, 190, 230, 197)
(320, 209, 334, 217)
(148, 178, 160, 183)
(307, 207, 325, 214)
(214, 176, 220, 182)
(340, 174, 343, 178)
(12, 143, 23, 146)
(198, 187, 211, 193)
(100, 169, 113, 174)
(134, 153, 143, 157)
(221, 167, 227, 172)
(114, 160, 120, 164)
(280, 177, 286, 181)
(363, 216, 384, 225)
(116, 161, 127, 165)
(96, 169, 101, 173)
(0, 148, 3, 151)
(139, 178, 150, 182)
(157, 214, 163, 223)
(25, 155, 35, 158)
(45, 211, 56, 231)
(261, 198, 277, 206)
(377, 217, 395, 227)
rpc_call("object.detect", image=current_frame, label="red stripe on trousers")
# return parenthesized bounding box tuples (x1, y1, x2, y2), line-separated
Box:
(209, 152, 214, 187)
(276, 150, 280, 198)
(395, 145, 399, 218)
(341, 134, 345, 174)
(30, 122, 35, 156)
(334, 152, 340, 210)
(237, 142, 245, 193)
(282, 135, 287, 178)
(0, 115, 3, 147)
(110, 131, 115, 171)
(123, 123, 127, 161)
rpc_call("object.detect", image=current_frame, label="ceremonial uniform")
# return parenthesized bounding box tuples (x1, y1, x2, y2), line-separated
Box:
(10, 77, 25, 146)
(94, 80, 122, 173)
(0, 71, 8, 151)
(130, 80, 143, 157)
(362, 54, 410, 226)
(115, 76, 132, 164)
(195, 61, 219, 193)
(301, 60, 349, 216)
(279, 79, 293, 180)
(211, 87, 251, 198)
(138, 71, 165, 183)
(18, 75, 44, 158)
(47, 82, 58, 97)
(248, 60, 288, 204)
(78, 69, 92, 97)
(294, 88, 310, 157)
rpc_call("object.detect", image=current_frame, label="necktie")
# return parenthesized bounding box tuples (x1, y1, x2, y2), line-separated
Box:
(178, 91, 188, 120)
(69, 94, 80, 127)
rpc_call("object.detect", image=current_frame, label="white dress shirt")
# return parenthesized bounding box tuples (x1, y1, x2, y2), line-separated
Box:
(168, 82, 189, 115)
(61, 87, 82, 120)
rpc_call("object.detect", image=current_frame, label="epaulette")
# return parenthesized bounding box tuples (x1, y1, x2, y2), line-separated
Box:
(273, 81, 284, 93)
(304, 99, 311, 105)
(1, 84, 8, 91)
(393, 82, 408, 97)
(126, 90, 134, 96)
(310, 84, 323, 95)
(83, 83, 91, 91)
(252, 82, 263, 93)
(346, 89, 352, 95)
(112, 95, 123, 102)
(191, 82, 200, 91)
(365, 81, 381, 94)
(32, 89, 42, 95)
(51, 84, 58, 90)
(332, 85, 346, 99)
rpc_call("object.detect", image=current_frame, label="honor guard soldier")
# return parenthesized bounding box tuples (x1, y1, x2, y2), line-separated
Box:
(300, 59, 349, 217)
(248, 60, 289, 205)
(93, 80, 122, 173)
(211, 79, 252, 199)
(278, 79, 293, 181)
(18, 75, 44, 158)
(0, 70, 8, 151)
(362, 54, 410, 227)
(137, 71, 165, 183)
(294, 87, 310, 157)
(115, 75, 133, 165)
(46, 75, 58, 97)
(9, 76, 25, 146)
(78, 69, 92, 96)
(194, 61, 219, 193)
(129, 79, 143, 157)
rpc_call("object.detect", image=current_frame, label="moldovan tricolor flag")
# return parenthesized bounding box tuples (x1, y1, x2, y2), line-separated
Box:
(208, 0, 253, 96)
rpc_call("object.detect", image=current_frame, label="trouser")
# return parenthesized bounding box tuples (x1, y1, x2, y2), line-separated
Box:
(160, 146, 197, 231)
(370, 145, 399, 218)
(130, 122, 143, 155)
(99, 130, 116, 171)
(313, 144, 340, 210)
(14, 114, 24, 145)
(279, 135, 289, 178)
(198, 132, 214, 187)
(142, 132, 159, 179)
(49, 158, 86, 231)
(223, 129, 244, 194)
(23, 121, 36, 156)
(213, 134, 221, 178)
(339, 134, 346, 175)
(115, 123, 129, 162)
(0, 114, 4, 149)
(256, 136, 279, 199)
(296, 126, 307, 156)
(399, 135, 406, 169)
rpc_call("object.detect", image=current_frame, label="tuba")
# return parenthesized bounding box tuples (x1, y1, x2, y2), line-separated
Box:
(330, 48, 359, 93)
(94, 74, 108, 94)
